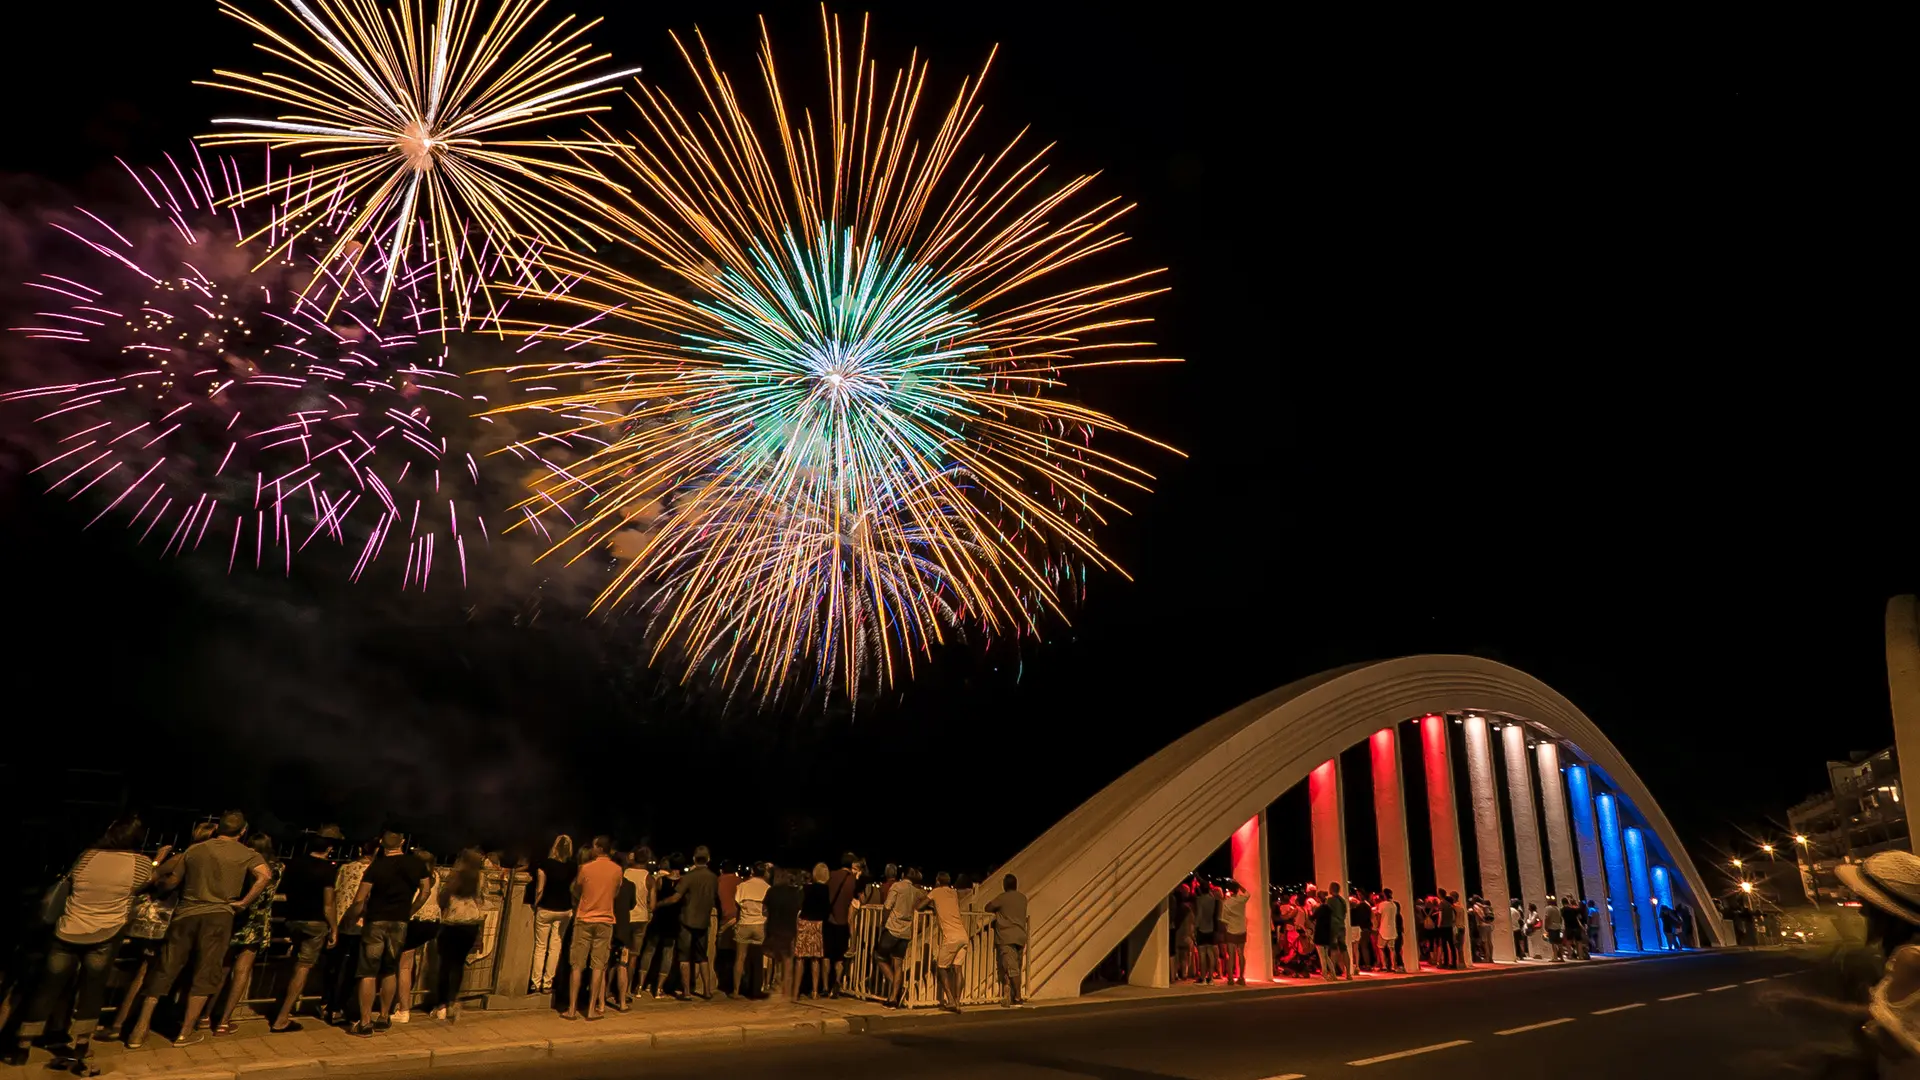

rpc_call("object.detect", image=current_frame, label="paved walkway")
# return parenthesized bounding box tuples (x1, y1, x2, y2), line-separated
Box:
(1, 955, 1667, 1077)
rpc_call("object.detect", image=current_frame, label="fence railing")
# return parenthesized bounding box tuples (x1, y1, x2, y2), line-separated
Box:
(846, 904, 1017, 1007)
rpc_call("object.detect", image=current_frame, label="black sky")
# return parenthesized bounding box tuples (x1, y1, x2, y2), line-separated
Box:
(0, 5, 1904, 885)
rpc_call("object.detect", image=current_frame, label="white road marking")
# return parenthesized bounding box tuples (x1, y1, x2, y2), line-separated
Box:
(1591, 1003, 1645, 1015)
(1707, 984, 1737, 992)
(1495, 1017, 1576, 1035)
(1773, 972, 1795, 979)
(1347, 1040, 1473, 1066)
(1745, 978, 1769, 985)
(1256, 1075, 1307, 1080)
(1658, 992, 1700, 1001)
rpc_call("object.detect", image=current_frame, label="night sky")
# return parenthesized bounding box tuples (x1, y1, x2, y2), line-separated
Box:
(0, 5, 1903, 890)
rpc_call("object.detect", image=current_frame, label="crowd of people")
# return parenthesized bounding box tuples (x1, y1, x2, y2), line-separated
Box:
(1171, 874, 1663, 984)
(0, 813, 1034, 1073)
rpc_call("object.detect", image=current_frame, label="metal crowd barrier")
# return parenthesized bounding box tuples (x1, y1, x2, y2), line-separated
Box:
(846, 904, 1020, 1007)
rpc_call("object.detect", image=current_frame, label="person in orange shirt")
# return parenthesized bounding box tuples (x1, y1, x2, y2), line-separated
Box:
(566, 838, 625, 1020)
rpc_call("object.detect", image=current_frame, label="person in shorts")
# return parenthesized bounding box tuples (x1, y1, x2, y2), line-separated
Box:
(669, 848, 720, 1000)
(126, 811, 271, 1049)
(347, 833, 430, 1037)
(271, 825, 342, 1033)
(730, 863, 770, 998)
(565, 838, 623, 1019)
(879, 868, 924, 1007)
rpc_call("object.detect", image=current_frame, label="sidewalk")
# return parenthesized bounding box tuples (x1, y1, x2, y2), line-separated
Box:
(2, 953, 1690, 1078)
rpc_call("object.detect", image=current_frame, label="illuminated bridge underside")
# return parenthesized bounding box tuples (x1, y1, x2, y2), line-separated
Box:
(979, 655, 1727, 1000)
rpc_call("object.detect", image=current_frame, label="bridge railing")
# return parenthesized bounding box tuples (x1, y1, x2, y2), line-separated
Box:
(847, 905, 1019, 1007)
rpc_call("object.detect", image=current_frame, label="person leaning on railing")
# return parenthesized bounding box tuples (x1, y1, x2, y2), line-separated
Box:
(984, 874, 1029, 1008)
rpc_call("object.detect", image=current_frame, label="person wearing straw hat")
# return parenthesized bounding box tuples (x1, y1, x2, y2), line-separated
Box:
(1837, 851, 1920, 1076)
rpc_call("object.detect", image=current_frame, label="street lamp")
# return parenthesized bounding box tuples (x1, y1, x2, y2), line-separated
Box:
(1738, 881, 1754, 894)
(1732, 858, 1743, 869)
(1762, 843, 1775, 858)
(1794, 835, 1809, 846)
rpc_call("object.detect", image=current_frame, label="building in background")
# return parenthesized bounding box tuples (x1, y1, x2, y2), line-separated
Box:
(1789, 747, 1909, 904)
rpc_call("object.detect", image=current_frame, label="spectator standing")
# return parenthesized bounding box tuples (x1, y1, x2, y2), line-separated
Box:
(1193, 881, 1220, 983)
(1325, 883, 1351, 980)
(1347, 889, 1371, 972)
(1309, 886, 1337, 980)
(564, 838, 622, 1019)
(824, 854, 861, 998)
(7, 817, 163, 1073)
(1376, 888, 1402, 973)
(928, 872, 968, 1012)
(127, 811, 271, 1049)
(114, 824, 200, 1044)
(346, 832, 431, 1037)
(670, 847, 720, 1001)
(1511, 897, 1529, 958)
(324, 839, 375, 1026)
(211, 833, 281, 1034)
(392, 849, 438, 1023)
(985, 873, 1030, 1005)
(430, 849, 489, 1021)
(1219, 881, 1250, 986)
(614, 848, 652, 1010)
(1172, 882, 1196, 981)
(529, 836, 576, 997)
(879, 868, 924, 1007)
(1543, 896, 1565, 960)
(269, 827, 340, 1033)
(609, 853, 636, 1011)
(764, 869, 802, 1000)
(637, 859, 682, 998)
(731, 864, 770, 999)
(793, 864, 831, 1000)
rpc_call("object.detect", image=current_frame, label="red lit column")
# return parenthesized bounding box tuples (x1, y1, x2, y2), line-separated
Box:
(1310, 758, 1348, 894)
(1232, 812, 1274, 983)
(1371, 726, 1417, 967)
(1421, 714, 1469, 961)
(1463, 715, 1516, 962)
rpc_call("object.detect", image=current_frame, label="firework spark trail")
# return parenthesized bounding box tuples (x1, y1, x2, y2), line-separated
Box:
(485, 10, 1181, 703)
(2, 148, 500, 589)
(198, 0, 639, 328)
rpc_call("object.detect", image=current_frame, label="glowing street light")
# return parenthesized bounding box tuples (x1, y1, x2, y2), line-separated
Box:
(1762, 843, 1775, 856)
(1794, 834, 1809, 846)
(1732, 858, 1743, 869)
(1738, 882, 1755, 894)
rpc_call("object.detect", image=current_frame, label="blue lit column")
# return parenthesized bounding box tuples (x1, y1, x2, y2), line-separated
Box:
(1651, 865, 1676, 949)
(1565, 764, 1615, 953)
(1594, 792, 1641, 951)
(1623, 827, 1660, 952)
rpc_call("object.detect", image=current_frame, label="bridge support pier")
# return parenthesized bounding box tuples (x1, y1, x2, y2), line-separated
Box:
(1421, 715, 1468, 967)
(1595, 791, 1640, 951)
(1536, 743, 1581, 903)
(1371, 727, 1417, 968)
(1565, 763, 1615, 952)
(1310, 758, 1348, 894)
(1502, 725, 1550, 931)
(1650, 865, 1676, 948)
(1464, 715, 1516, 962)
(1232, 811, 1273, 983)
(1624, 827, 1661, 952)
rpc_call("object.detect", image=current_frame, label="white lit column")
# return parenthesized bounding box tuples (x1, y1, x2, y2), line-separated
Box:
(1310, 758, 1349, 893)
(1535, 742, 1580, 903)
(1501, 724, 1550, 928)
(1232, 812, 1274, 983)
(1463, 715, 1516, 962)
(1371, 726, 1418, 964)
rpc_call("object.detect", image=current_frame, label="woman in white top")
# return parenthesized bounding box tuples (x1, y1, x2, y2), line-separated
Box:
(7, 816, 166, 1075)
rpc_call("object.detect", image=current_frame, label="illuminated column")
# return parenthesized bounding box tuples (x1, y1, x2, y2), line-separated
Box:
(1594, 792, 1641, 951)
(1624, 827, 1661, 952)
(1501, 724, 1550, 922)
(1463, 715, 1515, 962)
(1422, 715, 1469, 951)
(1126, 897, 1171, 987)
(1565, 764, 1615, 952)
(1310, 759, 1348, 892)
(1232, 812, 1274, 982)
(1650, 865, 1676, 948)
(1535, 743, 1580, 901)
(1371, 727, 1418, 963)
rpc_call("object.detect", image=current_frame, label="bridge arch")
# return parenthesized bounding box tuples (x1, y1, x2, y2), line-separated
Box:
(980, 655, 1727, 1000)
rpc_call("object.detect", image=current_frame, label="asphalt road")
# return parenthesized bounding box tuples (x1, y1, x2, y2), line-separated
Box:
(412, 949, 1851, 1079)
